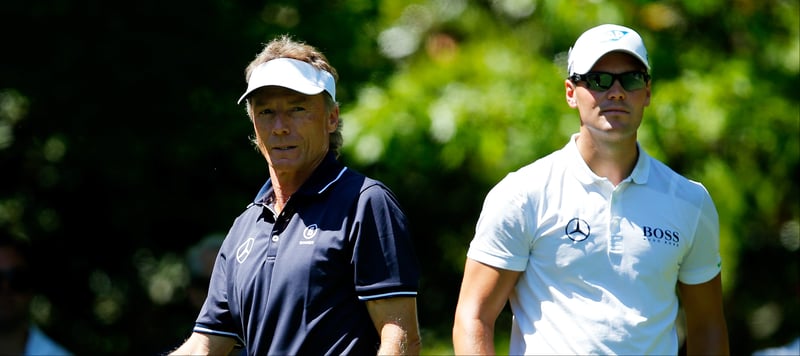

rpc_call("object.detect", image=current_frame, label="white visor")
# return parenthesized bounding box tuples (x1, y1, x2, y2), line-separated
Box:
(237, 57, 336, 104)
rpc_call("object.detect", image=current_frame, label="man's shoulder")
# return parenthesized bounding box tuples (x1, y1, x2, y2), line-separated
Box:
(503, 148, 567, 182)
(332, 167, 407, 211)
(645, 155, 713, 201)
(334, 165, 390, 191)
(646, 156, 705, 186)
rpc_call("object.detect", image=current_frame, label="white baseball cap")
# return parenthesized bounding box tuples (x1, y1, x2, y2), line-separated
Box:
(237, 57, 336, 104)
(567, 24, 650, 75)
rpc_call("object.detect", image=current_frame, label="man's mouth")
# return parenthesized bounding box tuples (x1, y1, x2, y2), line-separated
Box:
(273, 145, 297, 151)
(601, 107, 628, 115)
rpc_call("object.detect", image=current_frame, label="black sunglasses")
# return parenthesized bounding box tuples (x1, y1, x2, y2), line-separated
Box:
(570, 71, 650, 92)
(0, 268, 32, 292)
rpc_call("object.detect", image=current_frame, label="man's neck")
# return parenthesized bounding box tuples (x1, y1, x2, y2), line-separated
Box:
(268, 168, 313, 214)
(575, 132, 638, 186)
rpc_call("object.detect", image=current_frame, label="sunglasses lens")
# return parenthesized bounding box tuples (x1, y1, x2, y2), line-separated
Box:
(620, 72, 646, 91)
(580, 72, 647, 91)
(586, 73, 614, 91)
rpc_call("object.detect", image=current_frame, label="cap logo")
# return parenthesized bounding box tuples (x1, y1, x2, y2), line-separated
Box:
(604, 30, 628, 42)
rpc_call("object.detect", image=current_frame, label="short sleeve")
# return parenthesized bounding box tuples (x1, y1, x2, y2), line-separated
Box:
(678, 186, 722, 285)
(352, 183, 420, 300)
(467, 173, 532, 272)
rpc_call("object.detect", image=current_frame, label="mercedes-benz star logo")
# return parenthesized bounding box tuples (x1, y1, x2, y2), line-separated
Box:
(236, 237, 255, 263)
(565, 218, 591, 242)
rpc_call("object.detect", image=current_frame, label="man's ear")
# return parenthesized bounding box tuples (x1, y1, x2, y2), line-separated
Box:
(327, 105, 340, 133)
(565, 79, 578, 108)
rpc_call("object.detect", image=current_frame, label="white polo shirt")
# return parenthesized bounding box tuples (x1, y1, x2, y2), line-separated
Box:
(467, 134, 721, 355)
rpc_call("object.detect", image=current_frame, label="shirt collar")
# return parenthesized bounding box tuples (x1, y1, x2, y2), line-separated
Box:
(251, 152, 347, 205)
(566, 133, 650, 185)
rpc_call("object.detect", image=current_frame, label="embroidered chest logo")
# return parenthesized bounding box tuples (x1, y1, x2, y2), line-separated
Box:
(565, 218, 591, 242)
(300, 224, 318, 245)
(236, 237, 255, 263)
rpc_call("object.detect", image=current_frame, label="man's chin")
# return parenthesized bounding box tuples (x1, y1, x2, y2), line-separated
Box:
(268, 158, 301, 171)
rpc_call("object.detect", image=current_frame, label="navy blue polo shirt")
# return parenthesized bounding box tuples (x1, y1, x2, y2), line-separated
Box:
(193, 152, 420, 355)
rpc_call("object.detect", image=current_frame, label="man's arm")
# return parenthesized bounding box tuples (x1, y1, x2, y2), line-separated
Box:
(169, 332, 236, 356)
(366, 296, 421, 355)
(678, 273, 730, 355)
(452, 258, 521, 355)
